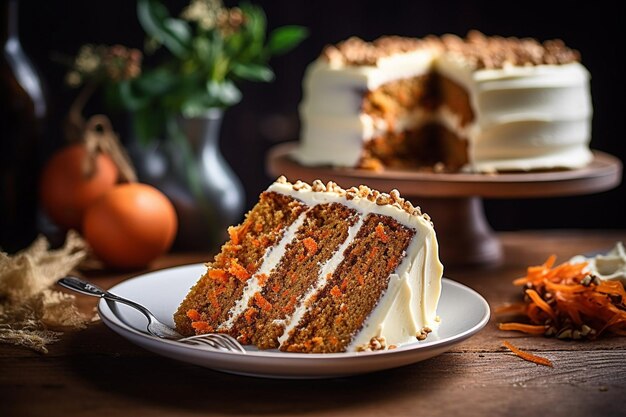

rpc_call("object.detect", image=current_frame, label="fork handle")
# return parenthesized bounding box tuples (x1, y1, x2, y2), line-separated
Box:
(58, 276, 109, 297)
(58, 276, 153, 320)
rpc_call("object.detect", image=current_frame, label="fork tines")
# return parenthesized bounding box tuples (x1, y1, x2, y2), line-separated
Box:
(178, 333, 247, 354)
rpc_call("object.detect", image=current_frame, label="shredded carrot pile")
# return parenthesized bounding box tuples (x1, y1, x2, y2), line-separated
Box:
(497, 255, 626, 339)
(502, 341, 553, 367)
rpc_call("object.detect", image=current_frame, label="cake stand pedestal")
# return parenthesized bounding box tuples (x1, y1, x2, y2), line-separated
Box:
(267, 143, 622, 266)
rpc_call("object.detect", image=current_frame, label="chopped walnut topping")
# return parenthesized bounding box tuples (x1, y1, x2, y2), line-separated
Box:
(274, 177, 432, 221)
(375, 194, 390, 206)
(442, 30, 580, 69)
(357, 336, 388, 352)
(311, 179, 325, 192)
(292, 180, 310, 191)
(416, 326, 433, 341)
(326, 181, 343, 194)
(345, 187, 358, 200)
(389, 189, 401, 202)
(320, 31, 581, 69)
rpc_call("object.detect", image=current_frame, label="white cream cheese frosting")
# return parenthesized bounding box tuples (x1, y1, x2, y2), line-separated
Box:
(294, 38, 593, 173)
(268, 179, 443, 351)
(570, 242, 626, 286)
(226, 178, 443, 351)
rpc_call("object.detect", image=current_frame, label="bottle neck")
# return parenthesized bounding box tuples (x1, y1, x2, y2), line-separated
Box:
(1, 0, 19, 45)
(1, 0, 47, 119)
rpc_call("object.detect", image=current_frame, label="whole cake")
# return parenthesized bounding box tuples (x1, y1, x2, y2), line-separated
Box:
(294, 31, 593, 173)
(174, 176, 443, 353)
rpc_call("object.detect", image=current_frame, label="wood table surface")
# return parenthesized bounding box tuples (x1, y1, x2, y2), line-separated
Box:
(2, 230, 625, 417)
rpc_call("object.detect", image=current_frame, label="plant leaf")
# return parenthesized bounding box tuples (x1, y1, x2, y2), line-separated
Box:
(238, 3, 266, 61)
(181, 93, 217, 118)
(206, 80, 242, 107)
(137, 0, 191, 58)
(134, 67, 178, 96)
(267, 26, 308, 55)
(224, 31, 245, 58)
(132, 105, 166, 145)
(193, 37, 214, 63)
(180, 80, 242, 117)
(116, 80, 151, 112)
(231, 62, 274, 82)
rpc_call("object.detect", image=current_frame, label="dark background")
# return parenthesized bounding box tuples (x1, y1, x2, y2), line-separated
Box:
(16, 0, 626, 231)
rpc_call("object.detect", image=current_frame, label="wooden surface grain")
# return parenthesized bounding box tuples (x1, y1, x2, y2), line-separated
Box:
(1, 230, 625, 417)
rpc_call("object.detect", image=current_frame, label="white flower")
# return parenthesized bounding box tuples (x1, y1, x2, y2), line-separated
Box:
(74, 45, 102, 74)
(180, 0, 224, 31)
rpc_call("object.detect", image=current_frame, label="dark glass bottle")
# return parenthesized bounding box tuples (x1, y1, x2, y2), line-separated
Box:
(0, 0, 48, 253)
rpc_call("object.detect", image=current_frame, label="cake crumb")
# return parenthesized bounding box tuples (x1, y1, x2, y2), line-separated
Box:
(357, 336, 388, 352)
(416, 326, 433, 341)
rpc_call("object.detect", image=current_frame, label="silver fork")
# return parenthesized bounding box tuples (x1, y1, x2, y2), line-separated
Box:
(57, 276, 246, 354)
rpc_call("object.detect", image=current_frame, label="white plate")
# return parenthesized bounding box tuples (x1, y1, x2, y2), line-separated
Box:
(98, 264, 490, 379)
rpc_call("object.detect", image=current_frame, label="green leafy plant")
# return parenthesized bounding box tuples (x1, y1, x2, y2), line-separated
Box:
(66, 0, 308, 144)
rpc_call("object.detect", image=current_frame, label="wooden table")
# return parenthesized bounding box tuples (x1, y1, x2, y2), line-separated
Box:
(2, 230, 625, 417)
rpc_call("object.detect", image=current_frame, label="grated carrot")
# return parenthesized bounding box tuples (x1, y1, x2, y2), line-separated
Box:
(191, 321, 214, 333)
(357, 274, 365, 286)
(502, 340, 553, 367)
(525, 289, 556, 321)
(229, 259, 251, 282)
(375, 223, 389, 243)
(257, 273, 269, 287)
(387, 256, 398, 271)
(208, 290, 221, 311)
(499, 323, 546, 335)
(330, 285, 342, 297)
(227, 226, 239, 245)
(497, 254, 626, 340)
(254, 292, 272, 311)
(186, 309, 201, 321)
(303, 237, 318, 256)
(208, 268, 229, 283)
(244, 308, 257, 324)
(282, 295, 298, 314)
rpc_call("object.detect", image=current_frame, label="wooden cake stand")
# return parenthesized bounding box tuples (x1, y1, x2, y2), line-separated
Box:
(267, 142, 623, 266)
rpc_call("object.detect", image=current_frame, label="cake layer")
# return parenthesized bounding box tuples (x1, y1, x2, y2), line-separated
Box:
(281, 213, 415, 353)
(173, 191, 306, 335)
(266, 179, 443, 351)
(229, 202, 360, 348)
(362, 123, 469, 171)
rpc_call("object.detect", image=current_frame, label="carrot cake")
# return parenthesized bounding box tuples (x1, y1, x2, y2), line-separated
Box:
(294, 31, 593, 173)
(174, 176, 443, 353)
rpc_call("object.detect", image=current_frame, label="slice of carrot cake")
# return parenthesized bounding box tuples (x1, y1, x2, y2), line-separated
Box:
(173, 176, 443, 353)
